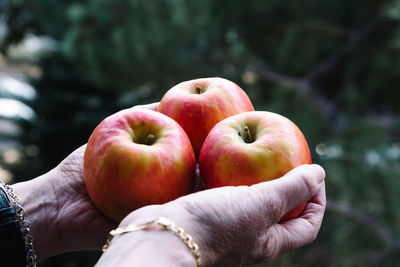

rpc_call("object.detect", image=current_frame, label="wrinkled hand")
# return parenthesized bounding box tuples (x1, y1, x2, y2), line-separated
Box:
(49, 102, 161, 252)
(12, 103, 160, 259)
(50, 145, 117, 251)
(12, 145, 116, 259)
(108, 164, 325, 267)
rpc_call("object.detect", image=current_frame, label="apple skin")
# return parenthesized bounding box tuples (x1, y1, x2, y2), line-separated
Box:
(199, 111, 312, 221)
(158, 77, 254, 158)
(84, 108, 196, 222)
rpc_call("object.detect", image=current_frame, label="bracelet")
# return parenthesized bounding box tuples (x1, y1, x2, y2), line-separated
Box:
(103, 217, 202, 266)
(0, 181, 37, 267)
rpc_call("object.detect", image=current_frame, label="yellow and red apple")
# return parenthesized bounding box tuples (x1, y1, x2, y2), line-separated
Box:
(199, 111, 312, 221)
(158, 77, 254, 158)
(84, 108, 196, 222)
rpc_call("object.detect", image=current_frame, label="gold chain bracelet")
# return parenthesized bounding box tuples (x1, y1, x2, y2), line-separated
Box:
(103, 217, 202, 266)
(0, 181, 37, 267)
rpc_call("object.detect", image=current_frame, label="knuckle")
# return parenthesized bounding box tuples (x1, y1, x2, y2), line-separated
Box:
(297, 167, 318, 197)
(258, 230, 282, 262)
(310, 231, 318, 242)
(306, 221, 319, 243)
(252, 185, 283, 221)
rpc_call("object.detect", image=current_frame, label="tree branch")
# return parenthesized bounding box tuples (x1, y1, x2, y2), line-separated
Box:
(306, 19, 380, 82)
(251, 13, 382, 122)
(326, 197, 397, 247)
(300, 19, 358, 40)
(251, 66, 310, 94)
(327, 197, 400, 266)
(251, 65, 337, 120)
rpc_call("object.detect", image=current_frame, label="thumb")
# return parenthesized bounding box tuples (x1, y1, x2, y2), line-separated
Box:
(132, 102, 160, 111)
(251, 164, 325, 221)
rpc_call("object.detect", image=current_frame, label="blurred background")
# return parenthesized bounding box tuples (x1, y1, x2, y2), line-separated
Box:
(0, 0, 399, 266)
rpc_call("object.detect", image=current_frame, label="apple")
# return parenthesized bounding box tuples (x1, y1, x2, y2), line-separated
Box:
(84, 108, 196, 222)
(199, 111, 312, 221)
(158, 77, 254, 158)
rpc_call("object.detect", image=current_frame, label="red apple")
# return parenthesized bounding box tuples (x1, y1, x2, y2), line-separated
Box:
(84, 108, 196, 222)
(158, 77, 254, 158)
(199, 111, 312, 221)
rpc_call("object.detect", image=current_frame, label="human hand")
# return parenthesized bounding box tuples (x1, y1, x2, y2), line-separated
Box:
(11, 103, 160, 260)
(98, 164, 326, 267)
(11, 145, 117, 260)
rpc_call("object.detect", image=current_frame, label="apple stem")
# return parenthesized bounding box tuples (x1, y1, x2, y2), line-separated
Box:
(244, 126, 252, 143)
(145, 134, 155, 145)
(195, 85, 202, 94)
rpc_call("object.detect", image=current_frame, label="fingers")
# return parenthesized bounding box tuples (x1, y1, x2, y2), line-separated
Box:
(252, 164, 325, 221)
(133, 102, 160, 111)
(193, 163, 205, 192)
(260, 183, 326, 261)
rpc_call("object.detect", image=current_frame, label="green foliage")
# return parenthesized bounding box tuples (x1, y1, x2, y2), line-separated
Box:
(62, 0, 219, 90)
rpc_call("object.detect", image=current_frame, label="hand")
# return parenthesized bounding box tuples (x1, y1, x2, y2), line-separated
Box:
(98, 164, 326, 267)
(12, 145, 116, 259)
(12, 103, 160, 260)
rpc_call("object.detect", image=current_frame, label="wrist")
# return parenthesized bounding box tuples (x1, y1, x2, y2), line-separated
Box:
(12, 171, 62, 260)
(98, 214, 197, 267)
(116, 203, 221, 266)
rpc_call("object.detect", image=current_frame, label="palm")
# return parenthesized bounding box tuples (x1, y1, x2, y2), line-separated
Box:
(53, 145, 116, 251)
